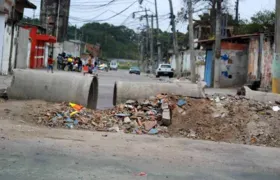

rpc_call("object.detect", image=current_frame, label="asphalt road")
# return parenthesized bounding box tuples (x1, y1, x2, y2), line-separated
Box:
(1, 70, 279, 180)
(0, 120, 280, 180)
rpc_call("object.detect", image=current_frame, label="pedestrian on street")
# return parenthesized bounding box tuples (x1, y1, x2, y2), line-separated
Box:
(47, 55, 54, 73)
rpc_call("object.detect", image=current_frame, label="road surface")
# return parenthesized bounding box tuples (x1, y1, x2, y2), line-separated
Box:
(0, 119, 280, 180)
(1, 70, 278, 180)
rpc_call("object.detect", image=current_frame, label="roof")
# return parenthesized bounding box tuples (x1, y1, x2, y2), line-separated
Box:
(195, 33, 260, 43)
(17, 0, 37, 9)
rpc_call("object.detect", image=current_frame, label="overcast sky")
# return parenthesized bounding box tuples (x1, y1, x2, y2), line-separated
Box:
(24, 0, 275, 33)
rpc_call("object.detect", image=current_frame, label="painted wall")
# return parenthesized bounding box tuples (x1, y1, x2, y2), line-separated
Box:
(219, 49, 248, 88)
(16, 27, 30, 69)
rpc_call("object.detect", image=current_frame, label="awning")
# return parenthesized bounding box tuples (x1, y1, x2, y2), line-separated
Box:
(36, 34, 57, 43)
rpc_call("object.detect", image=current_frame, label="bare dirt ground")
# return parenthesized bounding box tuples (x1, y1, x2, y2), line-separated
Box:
(1, 93, 280, 148)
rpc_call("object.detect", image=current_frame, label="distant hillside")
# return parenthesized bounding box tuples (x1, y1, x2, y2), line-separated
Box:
(68, 23, 139, 60)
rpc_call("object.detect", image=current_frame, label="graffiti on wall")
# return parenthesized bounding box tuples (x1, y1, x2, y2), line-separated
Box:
(220, 53, 233, 79)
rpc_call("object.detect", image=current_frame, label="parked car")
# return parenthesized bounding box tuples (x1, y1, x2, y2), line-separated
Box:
(155, 64, 174, 78)
(110, 61, 118, 70)
(129, 66, 141, 75)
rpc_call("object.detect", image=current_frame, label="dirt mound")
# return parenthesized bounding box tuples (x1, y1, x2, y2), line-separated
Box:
(169, 95, 280, 147)
(1, 93, 280, 147)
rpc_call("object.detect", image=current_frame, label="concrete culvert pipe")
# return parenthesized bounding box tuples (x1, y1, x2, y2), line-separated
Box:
(8, 69, 98, 109)
(243, 86, 280, 103)
(113, 81, 206, 105)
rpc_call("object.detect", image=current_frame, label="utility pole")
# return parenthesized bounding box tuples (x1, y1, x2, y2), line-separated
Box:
(150, 15, 154, 72)
(213, 0, 222, 88)
(140, 32, 144, 68)
(273, 0, 280, 93)
(235, 0, 239, 23)
(154, 0, 161, 68)
(56, 0, 60, 38)
(187, 0, 195, 83)
(144, 8, 150, 71)
(75, 25, 77, 40)
(234, 0, 239, 34)
(168, 0, 179, 76)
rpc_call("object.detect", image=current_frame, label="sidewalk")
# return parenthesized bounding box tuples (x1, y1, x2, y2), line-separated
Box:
(0, 75, 12, 89)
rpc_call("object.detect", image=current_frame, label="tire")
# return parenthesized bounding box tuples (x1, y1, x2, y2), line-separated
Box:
(169, 73, 174, 78)
(156, 73, 160, 78)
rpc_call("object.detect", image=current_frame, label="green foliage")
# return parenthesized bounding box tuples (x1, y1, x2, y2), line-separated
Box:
(238, 10, 275, 34)
(68, 22, 139, 60)
(20, 17, 41, 26)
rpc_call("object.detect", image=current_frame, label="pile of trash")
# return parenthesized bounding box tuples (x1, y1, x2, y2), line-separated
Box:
(34, 94, 174, 135)
(30, 93, 280, 147)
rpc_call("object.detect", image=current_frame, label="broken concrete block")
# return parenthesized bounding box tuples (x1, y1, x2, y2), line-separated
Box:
(161, 103, 169, 110)
(144, 121, 157, 131)
(162, 109, 171, 126)
(124, 117, 131, 124)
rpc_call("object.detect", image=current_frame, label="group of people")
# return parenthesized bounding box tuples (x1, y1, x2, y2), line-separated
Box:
(56, 52, 83, 72)
(46, 52, 100, 75)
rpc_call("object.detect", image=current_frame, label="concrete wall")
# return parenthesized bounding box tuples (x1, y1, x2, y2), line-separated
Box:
(170, 50, 206, 79)
(248, 37, 259, 80)
(219, 49, 248, 88)
(0, 14, 5, 74)
(261, 39, 273, 90)
(63, 41, 80, 57)
(16, 27, 30, 69)
(1, 24, 18, 75)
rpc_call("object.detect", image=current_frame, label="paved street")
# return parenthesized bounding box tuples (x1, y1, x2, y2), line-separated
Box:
(2, 70, 277, 180)
(1, 119, 280, 180)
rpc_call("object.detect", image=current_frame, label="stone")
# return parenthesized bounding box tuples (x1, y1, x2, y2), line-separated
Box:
(162, 109, 171, 126)
(215, 97, 220, 103)
(161, 103, 169, 110)
(124, 117, 131, 124)
(144, 121, 157, 131)
(126, 100, 136, 104)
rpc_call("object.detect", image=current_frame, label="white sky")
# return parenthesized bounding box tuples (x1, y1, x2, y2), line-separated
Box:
(24, 0, 276, 33)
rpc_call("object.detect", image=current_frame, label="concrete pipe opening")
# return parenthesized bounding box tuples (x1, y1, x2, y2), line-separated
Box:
(113, 82, 117, 106)
(87, 76, 98, 109)
(8, 69, 99, 109)
(113, 81, 205, 105)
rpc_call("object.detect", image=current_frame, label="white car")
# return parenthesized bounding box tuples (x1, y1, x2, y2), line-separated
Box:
(156, 64, 174, 78)
(110, 61, 118, 71)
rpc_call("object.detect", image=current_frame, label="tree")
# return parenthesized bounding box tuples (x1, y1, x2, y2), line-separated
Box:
(67, 22, 139, 60)
(238, 10, 275, 34)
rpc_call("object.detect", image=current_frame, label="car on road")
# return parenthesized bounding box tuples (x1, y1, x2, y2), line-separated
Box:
(156, 64, 174, 78)
(129, 66, 141, 75)
(110, 61, 118, 71)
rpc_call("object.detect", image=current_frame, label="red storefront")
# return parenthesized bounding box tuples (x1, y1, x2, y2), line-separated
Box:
(21, 24, 56, 69)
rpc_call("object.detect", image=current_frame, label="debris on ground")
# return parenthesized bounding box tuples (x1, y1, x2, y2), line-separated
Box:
(5, 92, 280, 148)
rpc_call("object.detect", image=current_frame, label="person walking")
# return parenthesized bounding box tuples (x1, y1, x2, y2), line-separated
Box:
(47, 55, 54, 73)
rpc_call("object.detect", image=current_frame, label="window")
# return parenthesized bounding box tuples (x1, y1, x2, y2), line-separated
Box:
(160, 65, 171, 68)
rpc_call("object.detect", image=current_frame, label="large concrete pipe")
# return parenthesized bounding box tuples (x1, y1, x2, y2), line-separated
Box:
(243, 86, 280, 103)
(113, 81, 206, 105)
(8, 69, 98, 109)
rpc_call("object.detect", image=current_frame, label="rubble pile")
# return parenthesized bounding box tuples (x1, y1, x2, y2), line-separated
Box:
(33, 94, 173, 135)
(29, 93, 280, 147)
(169, 94, 280, 147)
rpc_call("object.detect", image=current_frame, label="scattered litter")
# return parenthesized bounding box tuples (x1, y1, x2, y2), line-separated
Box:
(135, 172, 147, 176)
(65, 123, 74, 129)
(272, 106, 280, 112)
(148, 128, 159, 135)
(69, 102, 83, 111)
(177, 99, 186, 107)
